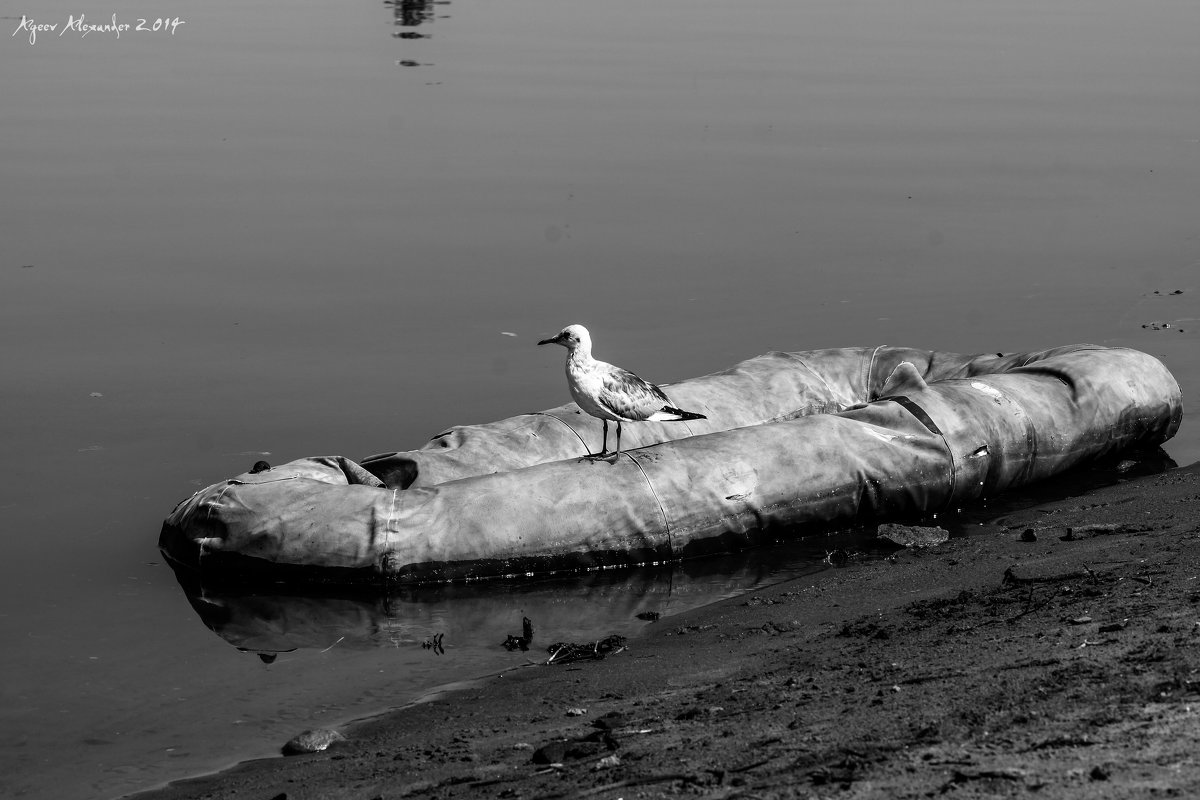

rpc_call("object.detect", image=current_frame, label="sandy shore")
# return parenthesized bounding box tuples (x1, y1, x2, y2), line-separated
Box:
(137, 460, 1200, 799)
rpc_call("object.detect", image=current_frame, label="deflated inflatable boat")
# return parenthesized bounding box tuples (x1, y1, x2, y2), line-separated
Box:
(160, 344, 1183, 585)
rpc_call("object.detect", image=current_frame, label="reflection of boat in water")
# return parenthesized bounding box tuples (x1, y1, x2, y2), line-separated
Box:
(160, 344, 1182, 585)
(171, 545, 838, 655)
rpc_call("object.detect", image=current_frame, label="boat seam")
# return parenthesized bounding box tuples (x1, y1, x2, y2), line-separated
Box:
(788, 356, 839, 407)
(530, 411, 590, 452)
(627, 453, 673, 558)
(866, 344, 888, 401)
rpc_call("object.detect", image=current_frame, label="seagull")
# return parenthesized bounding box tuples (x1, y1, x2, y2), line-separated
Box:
(538, 324, 707, 461)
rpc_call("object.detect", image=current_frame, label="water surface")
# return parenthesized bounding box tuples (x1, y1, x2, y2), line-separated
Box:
(2, 0, 1198, 797)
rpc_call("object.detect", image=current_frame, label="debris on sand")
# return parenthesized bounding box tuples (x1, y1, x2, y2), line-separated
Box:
(530, 728, 617, 764)
(591, 711, 628, 730)
(1060, 522, 1150, 541)
(502, 616, 534, 651)
(545, 635, 626, 665)
(876, 523, 949, 549)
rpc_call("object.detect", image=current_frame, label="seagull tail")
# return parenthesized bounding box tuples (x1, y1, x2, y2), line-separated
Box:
(651, 406, 707, 422)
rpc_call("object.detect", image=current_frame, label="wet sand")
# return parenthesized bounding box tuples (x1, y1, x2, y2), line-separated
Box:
(136, 460, 1200, 799)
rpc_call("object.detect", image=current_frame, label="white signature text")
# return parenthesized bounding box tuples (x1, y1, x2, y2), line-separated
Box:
(12, 14, 185, 45)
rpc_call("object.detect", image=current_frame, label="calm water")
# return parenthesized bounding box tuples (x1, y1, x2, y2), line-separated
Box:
(3, 0, 1198, 797)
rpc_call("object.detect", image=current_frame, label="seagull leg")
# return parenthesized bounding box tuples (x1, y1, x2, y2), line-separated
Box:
(585, 420, 611, 460)
(606, 422, 623, 462)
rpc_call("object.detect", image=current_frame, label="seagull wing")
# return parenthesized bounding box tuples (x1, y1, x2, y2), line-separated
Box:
(597, 366, 672, 422)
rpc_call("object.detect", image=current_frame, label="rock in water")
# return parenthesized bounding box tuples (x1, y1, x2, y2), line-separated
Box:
(282, 728, 345, 755)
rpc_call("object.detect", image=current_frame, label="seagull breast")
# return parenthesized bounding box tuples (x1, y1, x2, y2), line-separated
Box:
(568, 357, 671, 423)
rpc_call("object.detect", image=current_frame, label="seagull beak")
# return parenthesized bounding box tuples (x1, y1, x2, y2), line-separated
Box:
(537, 334, 560, 346)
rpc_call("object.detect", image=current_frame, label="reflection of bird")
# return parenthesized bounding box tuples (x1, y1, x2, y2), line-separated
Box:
(538, 324, 706, 461)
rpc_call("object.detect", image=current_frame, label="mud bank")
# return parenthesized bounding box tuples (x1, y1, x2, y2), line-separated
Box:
(136, 461, 1200, 800)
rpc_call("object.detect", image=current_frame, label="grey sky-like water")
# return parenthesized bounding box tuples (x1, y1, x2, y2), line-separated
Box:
(2, 1, 1198, 797)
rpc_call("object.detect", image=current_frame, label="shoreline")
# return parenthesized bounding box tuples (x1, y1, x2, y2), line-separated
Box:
(136, 460, 1200, 799)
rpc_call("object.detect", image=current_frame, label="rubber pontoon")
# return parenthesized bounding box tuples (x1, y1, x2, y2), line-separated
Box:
(160, 344, 1183, 584)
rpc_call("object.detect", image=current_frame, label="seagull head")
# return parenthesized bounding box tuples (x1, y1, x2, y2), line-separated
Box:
(538, 324, 591, 352)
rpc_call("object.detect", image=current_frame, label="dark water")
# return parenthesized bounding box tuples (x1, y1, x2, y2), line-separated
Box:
(2, 0, 1198, 797)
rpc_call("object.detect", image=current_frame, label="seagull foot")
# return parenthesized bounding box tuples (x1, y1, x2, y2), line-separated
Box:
(584, 451, 618, 463)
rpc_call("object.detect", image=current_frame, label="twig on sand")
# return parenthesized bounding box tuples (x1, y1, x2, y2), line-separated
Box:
(1006, 586, 1062, 625)
(1002, 566, 1098, 586)
(562, 772, 700, 799)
